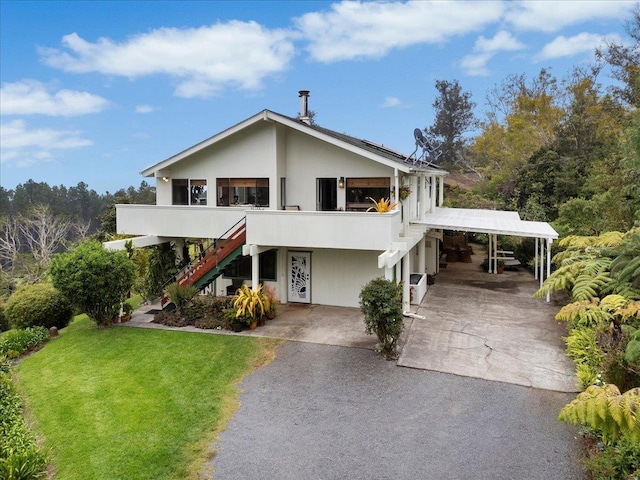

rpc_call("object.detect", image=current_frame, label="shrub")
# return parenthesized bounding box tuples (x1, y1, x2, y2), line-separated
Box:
(165, 282, 199, 312)
(583, 435, 640, 480)
(50, 240, 136, 327)
(359, 277, 404, 357)
(182, 295, 233, 323)
(0, 327, 50, 359)
(4, 283, 72, 330)
(0, 299, 8, 333)
(0, 372, 48, 479)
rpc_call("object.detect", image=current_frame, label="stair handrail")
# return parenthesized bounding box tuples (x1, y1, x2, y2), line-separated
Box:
(162, 216, 246, 289)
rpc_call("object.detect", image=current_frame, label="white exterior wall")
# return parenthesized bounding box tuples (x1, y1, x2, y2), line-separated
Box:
(307, 249, 382, 308)
(151, 122, 278, 208)
(283, 130, 397, 210)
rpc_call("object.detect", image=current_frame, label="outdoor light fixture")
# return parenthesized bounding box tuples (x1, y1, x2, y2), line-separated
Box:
(162, 176, 170, 183)
(338, 177, 345, 188)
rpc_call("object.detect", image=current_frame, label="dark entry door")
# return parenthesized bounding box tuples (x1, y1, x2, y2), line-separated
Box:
(316, 178, 337, 211)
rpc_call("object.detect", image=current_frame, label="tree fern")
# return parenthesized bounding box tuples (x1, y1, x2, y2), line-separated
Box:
(559, 384, 640, 445)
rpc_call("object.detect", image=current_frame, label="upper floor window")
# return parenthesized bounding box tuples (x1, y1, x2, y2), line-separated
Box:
(172, 179, 207, 205)
(346, 177, 390, 211)
(217, 178, 269, 207)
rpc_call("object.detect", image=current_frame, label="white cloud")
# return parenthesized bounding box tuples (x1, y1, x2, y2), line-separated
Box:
(460, 30, 525, 76)
(0, 119, 92, 168)
(135, 105, 154, 114)
(39, 21, 296, 98)
(381, 96, 402, 108)
(505, 1, 635, 33)
(0, 80, 109, 116)
(474, 30, 525, 53)
(460, 52, 494, 76)
(295, 0, 504, 62)
(535, 32, 624, 61)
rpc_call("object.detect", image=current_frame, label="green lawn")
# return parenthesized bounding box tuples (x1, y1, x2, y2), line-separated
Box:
(14, 315, 281, 480)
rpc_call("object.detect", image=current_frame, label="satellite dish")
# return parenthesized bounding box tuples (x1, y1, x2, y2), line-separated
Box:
(408, 127, 440, 166)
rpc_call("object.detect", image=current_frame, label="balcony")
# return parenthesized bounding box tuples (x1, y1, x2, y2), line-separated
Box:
(245, 209, 402, 251)
(116, 205, 403, 251)
(116, 204, 246, 239)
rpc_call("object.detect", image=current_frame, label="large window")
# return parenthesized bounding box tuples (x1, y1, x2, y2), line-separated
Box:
(346, 177, 390, 211)
(223, 249, 277, 281)
(172, 179, 207, 205)
(217, 178, 269, 206)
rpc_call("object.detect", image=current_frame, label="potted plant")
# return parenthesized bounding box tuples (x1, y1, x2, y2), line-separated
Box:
(497, 260, 505, 274)
(232, 284, 267, 329)
(399, 185, 412, 201)
(224, 308, 244, 332)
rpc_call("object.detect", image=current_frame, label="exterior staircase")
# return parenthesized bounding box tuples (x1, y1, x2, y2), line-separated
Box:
(161, 217, 246, 309)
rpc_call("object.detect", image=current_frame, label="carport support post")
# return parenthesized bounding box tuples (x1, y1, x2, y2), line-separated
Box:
(539, 240, 544, 290)
(546, 238, 552, 303)
(534, 237, 539, 280)
(418, 237, 425, 273)
(402, 253, 411, 313)
(487, 234, 493, 273)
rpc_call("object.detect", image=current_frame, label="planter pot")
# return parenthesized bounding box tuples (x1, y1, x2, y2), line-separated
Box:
(497, 266, 504, 274)
(231, 322, 244, 332)
(258, 317, 266, 327)
(249, 321, 258, 330)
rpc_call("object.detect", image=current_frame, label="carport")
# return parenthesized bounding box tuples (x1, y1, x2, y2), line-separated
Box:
(414, 207, 559, 301)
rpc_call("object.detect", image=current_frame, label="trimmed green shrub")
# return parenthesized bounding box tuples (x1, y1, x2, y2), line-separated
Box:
(4, 283, 72, 330)
(50, 240, 136, 327)
(0, 299, 8, 333)
(359, 277, 404, 357)
(0, 327, 50, 359)
(0, 372, 48, 479)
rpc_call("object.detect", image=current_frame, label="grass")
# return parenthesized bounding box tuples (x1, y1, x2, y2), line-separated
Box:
(14, 314, 282, 480)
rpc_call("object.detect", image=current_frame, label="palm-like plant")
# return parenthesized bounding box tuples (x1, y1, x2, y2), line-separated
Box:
(366, 197, 398, 213)
(232, 284, 267, 325)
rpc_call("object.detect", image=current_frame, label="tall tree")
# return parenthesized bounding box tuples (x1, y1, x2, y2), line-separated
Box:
(425, 79, 476, 171)
(596, 5, 640, 108)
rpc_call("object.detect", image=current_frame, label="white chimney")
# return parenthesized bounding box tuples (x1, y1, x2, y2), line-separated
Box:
(298, 90, 310, 124)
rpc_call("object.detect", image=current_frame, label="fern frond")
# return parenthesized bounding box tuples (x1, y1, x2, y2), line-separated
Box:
(618, 301, 640, 323)
(534, 264, 576, 298)
(616, 256, 640, 287)
(556, 300, 609, 329)
(582, 257, 612, 276)
(572, 272, 612, 301)
(558, 384, 640, 444)
(609, 282, 640, 301)
(599, 294, 628, 312)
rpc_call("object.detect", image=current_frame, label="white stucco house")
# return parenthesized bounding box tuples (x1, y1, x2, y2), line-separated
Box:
(108, 91, 558, 312)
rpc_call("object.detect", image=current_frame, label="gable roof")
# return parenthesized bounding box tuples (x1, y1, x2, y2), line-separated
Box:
(141, 109, 448, 177)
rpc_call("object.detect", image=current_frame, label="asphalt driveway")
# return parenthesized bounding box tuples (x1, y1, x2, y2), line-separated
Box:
(208, 342, 583, 480)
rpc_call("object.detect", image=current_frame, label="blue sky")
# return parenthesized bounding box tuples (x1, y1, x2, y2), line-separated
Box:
(0, 0, 636, 194)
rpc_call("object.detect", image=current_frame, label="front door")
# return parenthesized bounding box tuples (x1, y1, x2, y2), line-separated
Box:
(288, 251, 311, 303)
(316, 178, 337, 211)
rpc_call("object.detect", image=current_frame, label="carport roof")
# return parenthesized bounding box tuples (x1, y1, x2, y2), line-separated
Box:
(415, 207, 558, 240)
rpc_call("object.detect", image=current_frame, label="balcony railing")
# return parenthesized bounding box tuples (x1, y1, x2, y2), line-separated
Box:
(116, 205, 402, 250)
(245, 209, 402, 251)
(116, 204, 246, 239)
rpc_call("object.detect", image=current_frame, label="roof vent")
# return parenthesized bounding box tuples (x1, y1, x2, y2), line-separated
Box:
(298, 90, 310, 125)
